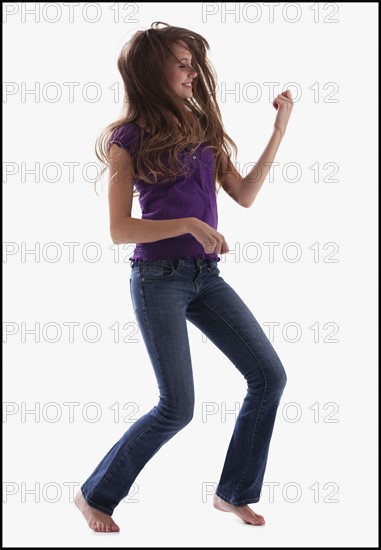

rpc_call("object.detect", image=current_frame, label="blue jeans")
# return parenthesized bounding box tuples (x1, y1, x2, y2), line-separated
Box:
(81, 258, 287, 514)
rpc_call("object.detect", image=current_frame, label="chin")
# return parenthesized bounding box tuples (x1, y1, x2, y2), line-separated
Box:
(178, 92, 193, 99)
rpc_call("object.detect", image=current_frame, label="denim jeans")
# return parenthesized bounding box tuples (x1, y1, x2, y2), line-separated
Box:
(81, 258, 287, 514)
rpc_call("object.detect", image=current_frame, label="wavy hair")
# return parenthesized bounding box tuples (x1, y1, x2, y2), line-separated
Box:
(94, 21, 238, 196)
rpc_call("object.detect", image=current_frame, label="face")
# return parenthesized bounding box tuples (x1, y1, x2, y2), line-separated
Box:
(165, 41, 198, 99)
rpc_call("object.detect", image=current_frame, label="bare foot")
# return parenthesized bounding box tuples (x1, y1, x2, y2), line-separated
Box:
(213, 494, 265, 525)
(75, 490, 120, 532)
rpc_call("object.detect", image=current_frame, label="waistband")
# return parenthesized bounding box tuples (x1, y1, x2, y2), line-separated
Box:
(130, 257, 219, 267)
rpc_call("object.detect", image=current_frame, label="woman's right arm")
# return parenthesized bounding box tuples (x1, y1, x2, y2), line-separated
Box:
(108, 144, 228, 254)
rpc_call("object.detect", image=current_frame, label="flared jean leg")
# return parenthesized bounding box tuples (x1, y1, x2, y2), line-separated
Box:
(81, 263, 195, 515)
(186, 276, 287, 506)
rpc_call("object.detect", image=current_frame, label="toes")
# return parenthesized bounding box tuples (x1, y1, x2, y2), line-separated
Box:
(87, 516, 120, 533)
(103, 522, 119, 533)
(245, 519, 263, 525)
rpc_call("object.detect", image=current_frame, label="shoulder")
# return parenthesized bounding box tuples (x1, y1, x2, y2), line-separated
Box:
(108, 122, 143, 154)
(110, 122, 139, 144)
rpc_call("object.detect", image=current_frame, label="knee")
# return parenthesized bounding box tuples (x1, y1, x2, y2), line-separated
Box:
(273, 363, 287, 396)
(158, 401, 194, 429)
(250, 362, 287, 397)
(173, 406, 194, 428)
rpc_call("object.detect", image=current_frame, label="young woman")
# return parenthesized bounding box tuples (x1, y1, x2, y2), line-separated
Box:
(75, 22, 293, 533)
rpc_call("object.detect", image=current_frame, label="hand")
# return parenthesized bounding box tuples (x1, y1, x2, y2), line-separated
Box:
(273, 89, 294, 137)
(188, 218, 229, 255)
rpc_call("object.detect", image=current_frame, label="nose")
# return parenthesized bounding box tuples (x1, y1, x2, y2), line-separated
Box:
(188, 67, 197, 79)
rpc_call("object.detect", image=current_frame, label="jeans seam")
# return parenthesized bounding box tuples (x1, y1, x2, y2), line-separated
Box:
(88, 411, 166, 499)
(196, 297, 268, 499)
(139, 277, 165, 366)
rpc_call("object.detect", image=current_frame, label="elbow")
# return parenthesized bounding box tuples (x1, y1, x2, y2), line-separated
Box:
(238, 197, 252, 209)
(236, 191, 254, 209)
(110, 221, 133, 245)
(110, 231, 119, 245)
(110, 225, 123, 244)
(241, 194, 257, 208)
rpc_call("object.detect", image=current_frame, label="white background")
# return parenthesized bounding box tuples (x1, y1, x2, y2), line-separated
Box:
(3, 2, 378, 547)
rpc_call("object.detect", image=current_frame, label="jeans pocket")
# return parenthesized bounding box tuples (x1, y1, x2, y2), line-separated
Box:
(210, 261, 220, 275)
(140, 259, 178, 281)
(130, 260, 140, 271)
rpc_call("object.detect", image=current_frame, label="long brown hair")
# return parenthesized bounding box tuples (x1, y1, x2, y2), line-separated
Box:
(94, 21, 238, 196)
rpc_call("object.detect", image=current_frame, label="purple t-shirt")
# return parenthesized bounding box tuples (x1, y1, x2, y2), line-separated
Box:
(109, 122, 220, 262)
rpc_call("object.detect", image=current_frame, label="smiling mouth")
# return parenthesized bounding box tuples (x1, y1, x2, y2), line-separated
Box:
(182, 83, 192, 88)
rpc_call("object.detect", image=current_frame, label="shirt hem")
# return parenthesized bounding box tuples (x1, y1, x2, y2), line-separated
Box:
(129, 253, 220, 262)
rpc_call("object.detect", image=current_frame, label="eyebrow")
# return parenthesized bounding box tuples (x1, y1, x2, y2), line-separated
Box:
(179, 56, 192, 62)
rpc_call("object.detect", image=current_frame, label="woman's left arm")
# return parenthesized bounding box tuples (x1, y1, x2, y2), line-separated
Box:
(221, 89, 294, 208)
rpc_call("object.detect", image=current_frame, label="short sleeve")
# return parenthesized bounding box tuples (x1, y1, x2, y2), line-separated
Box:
(108, 123, 139, 155)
